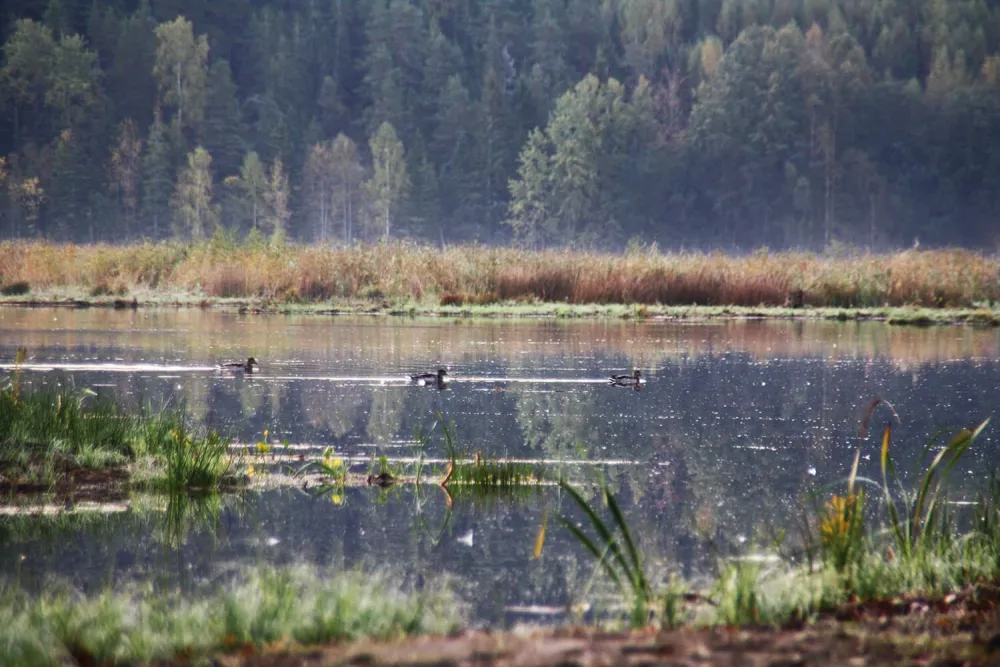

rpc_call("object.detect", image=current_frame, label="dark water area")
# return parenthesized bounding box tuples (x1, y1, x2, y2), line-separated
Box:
(1, 308, 999, 624)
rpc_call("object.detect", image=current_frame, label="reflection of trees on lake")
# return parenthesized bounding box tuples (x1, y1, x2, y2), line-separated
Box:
(367, 388, 405, 446)
(7, 313, 1000, 590)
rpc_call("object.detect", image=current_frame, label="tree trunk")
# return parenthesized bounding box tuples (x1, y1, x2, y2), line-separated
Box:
(176, 68, 183, 129)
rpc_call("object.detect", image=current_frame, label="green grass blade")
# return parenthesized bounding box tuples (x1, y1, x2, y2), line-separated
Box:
(880, 424, 906, 550)
(604, 488, 650, 598)
(559, 481, 638, 592)
(847, 446, 860, 495)
(556, 516, 627, 594)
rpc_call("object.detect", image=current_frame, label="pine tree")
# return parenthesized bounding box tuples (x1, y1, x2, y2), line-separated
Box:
(108, 1, 157, 130)
(200, 59, 248, 178)
(141, 109, 174, 239)
(109, 118, 143, 240)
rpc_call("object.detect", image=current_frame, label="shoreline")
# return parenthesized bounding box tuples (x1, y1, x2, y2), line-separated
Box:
(1, 291, 998, 326)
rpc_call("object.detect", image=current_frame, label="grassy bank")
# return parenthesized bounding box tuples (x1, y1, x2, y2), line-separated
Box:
(0, 240, 997, 310)
(0, 565, 458, 666)
(0, 361, 239, 494)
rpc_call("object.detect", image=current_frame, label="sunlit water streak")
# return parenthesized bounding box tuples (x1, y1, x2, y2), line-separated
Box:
(0, 362, 218, 372)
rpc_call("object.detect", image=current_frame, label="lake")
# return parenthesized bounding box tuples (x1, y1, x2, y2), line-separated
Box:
(1, 308, 998, 624)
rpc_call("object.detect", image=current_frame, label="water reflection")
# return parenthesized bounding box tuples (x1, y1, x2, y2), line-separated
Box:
(1, 308, 998, 624)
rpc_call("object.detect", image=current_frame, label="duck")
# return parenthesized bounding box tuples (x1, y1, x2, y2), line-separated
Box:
(410, 368, 448, 387)
(610, 369, 644, 386)
(219, 357, 260, 373)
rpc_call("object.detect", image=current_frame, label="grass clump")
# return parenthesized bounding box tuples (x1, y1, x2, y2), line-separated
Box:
(0, 386, 139, 484)
(154, 428, 233, 492)
(0, 565, 459, 666)
(559, 415, 1000, 629)
(429, 414, 545, 492)
(0, 354, 239, 492)
(446, 456, 545, 490)
(0, 385, 236, 492)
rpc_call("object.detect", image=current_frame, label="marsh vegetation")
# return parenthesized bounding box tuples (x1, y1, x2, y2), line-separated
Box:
(1, 242, 999, 313)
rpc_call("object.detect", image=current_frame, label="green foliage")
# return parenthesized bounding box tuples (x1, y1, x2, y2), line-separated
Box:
(447, 457, 545, 490)
(365, 121, 410, 241)
(559, 480, 652, 628)
(141, 109, 175, 239)
(171, 146, 219, 240)
(5, 0, 1000, 246)
(556, 415, 1000, 629)
(0, 566, 458, 665)
(0, 369, 235, 491)
(879, 419, 990, 558)
(156, 426, 232, 492)
(153, 16, 208, 130)
(507, 74, 658, 246)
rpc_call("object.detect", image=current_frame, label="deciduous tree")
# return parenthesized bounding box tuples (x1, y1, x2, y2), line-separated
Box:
(171, 146, 217, 240)
(364, 121, 409, 240)
(153, 16, 209, 131)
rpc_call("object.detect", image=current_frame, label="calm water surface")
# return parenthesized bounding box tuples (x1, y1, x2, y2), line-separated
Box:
(1, 308, 999, 623)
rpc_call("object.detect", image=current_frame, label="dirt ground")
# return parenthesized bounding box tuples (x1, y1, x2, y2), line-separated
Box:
(207, 623, 997, 667)
(202, 587, 1000, 667)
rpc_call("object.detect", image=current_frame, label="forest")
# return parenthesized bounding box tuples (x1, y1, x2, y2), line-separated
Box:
(1, 0, 1000, 251)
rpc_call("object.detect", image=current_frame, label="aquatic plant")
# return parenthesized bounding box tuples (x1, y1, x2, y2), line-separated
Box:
(552, 413, 1000, 630)
(302, 446, 349, 497)
(446, 456, 545, 489)
(0, 372, 239, 491)
(426, 412, 546, 491)
(155, 428, 233, 492)
(558, 480, 652, 628)
(0, 565, 459, 666)
(0, 385, 138, 483)
(879, 419, 989, 558)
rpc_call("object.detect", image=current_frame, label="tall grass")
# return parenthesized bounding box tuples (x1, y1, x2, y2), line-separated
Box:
(558, 480, 652, 628)
(559, 418, 1000, 629)
(0, 565, 458, 666)
(1, 241, 997, 308)
(0, 387, 142, 483)
(0, 371, 238, 491)
(155, 428, 232, 492)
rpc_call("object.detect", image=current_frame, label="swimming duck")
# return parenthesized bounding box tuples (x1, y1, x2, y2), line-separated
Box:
(219, 357, 259, 373)
(410, 368, 448, 387)
(610, 369, 644, 386)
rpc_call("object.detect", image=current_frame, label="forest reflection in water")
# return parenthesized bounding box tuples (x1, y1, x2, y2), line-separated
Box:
(0, 308, 998, 623)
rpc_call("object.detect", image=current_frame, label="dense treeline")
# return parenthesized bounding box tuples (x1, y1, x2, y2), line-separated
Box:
(1, 0, 999, 250)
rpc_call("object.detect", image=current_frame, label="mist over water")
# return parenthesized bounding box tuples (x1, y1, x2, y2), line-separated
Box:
(1, 308, 998, 623)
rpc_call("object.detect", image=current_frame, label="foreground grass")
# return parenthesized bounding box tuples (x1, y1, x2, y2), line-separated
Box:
(0, 565, 458, 666)
(559, 415, 1000, 631)
(0, 240, 997, 310)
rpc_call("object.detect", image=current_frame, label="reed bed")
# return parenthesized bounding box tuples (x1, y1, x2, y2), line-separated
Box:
(0, 241, 996, 308)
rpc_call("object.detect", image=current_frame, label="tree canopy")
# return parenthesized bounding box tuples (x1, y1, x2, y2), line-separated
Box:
(2, 0, 1000, 250)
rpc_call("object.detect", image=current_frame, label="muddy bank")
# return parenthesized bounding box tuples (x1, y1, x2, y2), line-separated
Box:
(184, 583, 1000, 666)
(210, 617, 999, 667)
(3, 291, 1000, 326)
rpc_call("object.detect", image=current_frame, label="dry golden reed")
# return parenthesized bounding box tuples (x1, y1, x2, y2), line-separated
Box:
(0, 241, 996, 308)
